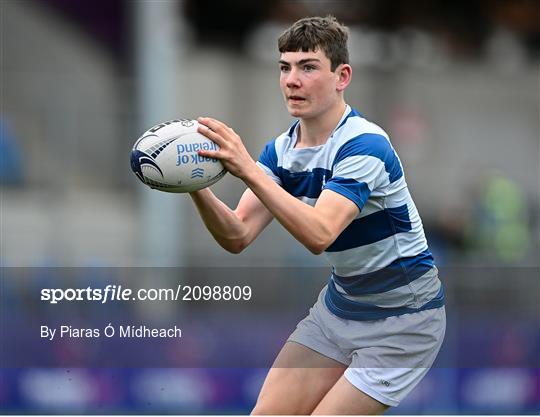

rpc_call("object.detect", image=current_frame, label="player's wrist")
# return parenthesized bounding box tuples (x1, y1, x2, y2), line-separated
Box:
(238, 161, 263, 184)
(188, 187, 211, 199)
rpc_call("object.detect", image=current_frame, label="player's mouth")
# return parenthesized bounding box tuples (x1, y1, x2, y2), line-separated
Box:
(288, 95, 306, 103)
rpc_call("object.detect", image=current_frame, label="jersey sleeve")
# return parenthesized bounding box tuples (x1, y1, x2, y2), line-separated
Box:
(323, 133, 403, 211)
(256, 139, 282, 185)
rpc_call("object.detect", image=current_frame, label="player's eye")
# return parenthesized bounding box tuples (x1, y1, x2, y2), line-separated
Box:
(303, 65, 316, 72)
(279, 65, 290, 73)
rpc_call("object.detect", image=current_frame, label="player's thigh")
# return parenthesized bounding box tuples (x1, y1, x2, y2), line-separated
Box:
(312, 375, 389, 415)
(252, 341, 347, 415)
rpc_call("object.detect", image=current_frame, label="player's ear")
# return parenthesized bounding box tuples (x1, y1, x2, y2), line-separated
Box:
(335, 64, 352, 92)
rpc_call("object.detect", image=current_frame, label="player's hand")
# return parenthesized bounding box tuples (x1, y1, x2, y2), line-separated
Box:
(197, 117, 258, 180)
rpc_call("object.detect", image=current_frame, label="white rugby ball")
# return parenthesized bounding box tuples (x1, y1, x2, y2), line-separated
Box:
(130, 119, 226, 193)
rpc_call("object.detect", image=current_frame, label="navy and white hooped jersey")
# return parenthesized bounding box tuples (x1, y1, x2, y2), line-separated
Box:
(257, 105, 444, 321)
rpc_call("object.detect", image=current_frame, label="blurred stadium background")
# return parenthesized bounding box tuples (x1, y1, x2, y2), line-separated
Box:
(1, 0, 539, 414)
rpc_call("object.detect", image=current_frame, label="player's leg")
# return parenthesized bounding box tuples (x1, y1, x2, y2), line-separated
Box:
(312, 375, 389, 415)
(312, 306, 447, 414)
(251, 341, 347, 415)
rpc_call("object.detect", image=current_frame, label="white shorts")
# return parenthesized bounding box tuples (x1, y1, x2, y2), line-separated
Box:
(287, 287, 446, 407)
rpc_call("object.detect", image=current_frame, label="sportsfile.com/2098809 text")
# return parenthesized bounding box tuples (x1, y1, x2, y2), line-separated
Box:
(40, 284, 252, 304)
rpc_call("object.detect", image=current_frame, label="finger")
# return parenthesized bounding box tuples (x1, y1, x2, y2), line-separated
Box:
(198, 149, 222, 160)
(198, 116, 230, 133)
(198, 116, 228, 129)
(197, 124, 225, 146)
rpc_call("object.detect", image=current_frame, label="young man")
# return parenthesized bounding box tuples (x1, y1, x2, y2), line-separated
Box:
(191, 16, 445, 415)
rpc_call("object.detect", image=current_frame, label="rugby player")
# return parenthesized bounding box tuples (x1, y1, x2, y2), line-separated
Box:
(191, 16, 445, 415)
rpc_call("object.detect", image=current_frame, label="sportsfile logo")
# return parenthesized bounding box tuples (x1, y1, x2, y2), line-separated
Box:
(41, 285, 134, 304)
(40, 285, 181, 304)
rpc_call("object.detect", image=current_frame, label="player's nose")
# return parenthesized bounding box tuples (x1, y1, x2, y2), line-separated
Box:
(285, 68, 302, 88)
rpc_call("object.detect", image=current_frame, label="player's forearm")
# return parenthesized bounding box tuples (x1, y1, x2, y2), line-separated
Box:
(189, 188, 249, 253)
(243, 168, 334, 255)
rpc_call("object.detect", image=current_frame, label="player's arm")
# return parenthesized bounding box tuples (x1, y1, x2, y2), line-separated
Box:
(245, 171, 358, 254)
(189, 187, 273, 254)
(197, 117, 359, 254)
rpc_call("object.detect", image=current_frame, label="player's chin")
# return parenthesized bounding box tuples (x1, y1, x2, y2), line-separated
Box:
(287, 106, 306, 118)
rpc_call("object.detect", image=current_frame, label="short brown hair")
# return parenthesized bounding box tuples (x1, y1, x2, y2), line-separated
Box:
(278, 16, 349, 71)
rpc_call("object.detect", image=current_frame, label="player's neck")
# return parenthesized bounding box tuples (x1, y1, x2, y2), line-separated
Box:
(296, 101, 346, 148)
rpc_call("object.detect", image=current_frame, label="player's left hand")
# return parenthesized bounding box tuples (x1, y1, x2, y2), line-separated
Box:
(197, 116, 258, 180)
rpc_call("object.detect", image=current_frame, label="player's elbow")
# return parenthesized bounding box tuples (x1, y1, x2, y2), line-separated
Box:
(305, 232, 335, 255)
(307, 244, 328, 255)
(224, 243, 245, 254)
(307, 245, 324, 255)
(220, 237, 249, 254)
(305, 238, 331, 255)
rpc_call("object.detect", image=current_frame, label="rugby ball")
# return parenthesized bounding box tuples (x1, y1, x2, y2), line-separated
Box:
(130, 119, 226, 193)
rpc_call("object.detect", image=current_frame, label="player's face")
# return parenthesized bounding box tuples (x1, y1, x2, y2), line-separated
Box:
(279, 50, 341, 120)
